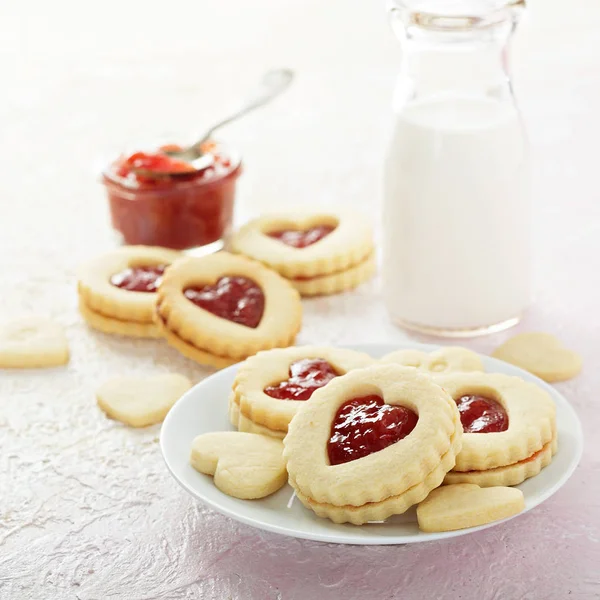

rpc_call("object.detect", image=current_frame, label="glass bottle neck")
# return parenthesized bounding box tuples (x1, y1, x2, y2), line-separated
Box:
(391, 9, 519, 108)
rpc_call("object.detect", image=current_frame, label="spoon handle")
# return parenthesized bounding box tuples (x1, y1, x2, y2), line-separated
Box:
(197, 68, 294, 146)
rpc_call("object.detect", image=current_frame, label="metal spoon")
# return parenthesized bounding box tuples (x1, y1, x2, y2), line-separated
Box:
(134, 68, 294, 179)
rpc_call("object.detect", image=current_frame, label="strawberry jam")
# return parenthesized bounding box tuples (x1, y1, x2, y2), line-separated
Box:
(184, 276, 264, 328)
(110, 265, 166, 293)
(268, 225, 335, 248)
(328, 395, 418, 465)
(455, 395, 508, 433)
(264, 358, 338, 401)
(103, 141, 241, 251)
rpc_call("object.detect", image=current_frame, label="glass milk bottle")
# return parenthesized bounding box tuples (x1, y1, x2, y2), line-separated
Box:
(383, 0, 531, 336)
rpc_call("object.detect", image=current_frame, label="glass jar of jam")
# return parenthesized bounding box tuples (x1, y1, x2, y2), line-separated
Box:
(102, 142, 242, 253)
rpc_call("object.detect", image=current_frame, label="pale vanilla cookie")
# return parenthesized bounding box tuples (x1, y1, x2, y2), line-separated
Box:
(190, 431, 287, 499)
(417, 484, 525, 532)
(96, 373, 191, 427)
(229, 211, 375, 296)
(155, 252, 302, 368)
(434, 372, 557, 487)
(492, 332, 582, 382)
(231, 346, 374, 436)
(284, 364, 463, 525)
(0, 317, 69, 368)
(78, 246, 181, 338)
(228, 393, 285, 439)
(381, 346, 484, 374)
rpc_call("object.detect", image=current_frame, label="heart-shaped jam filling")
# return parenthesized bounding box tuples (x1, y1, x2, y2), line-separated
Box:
(184, 276, 264, 328)
(268, 225, 335, 248)
(264, 358, 338, 401)
(110, 265, 166, 293)
(328, 395, 418, 465)
(455, 395, 508, 433)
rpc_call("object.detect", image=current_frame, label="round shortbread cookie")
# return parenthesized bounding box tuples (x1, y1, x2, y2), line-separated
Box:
(155, 252, 302, 363)
(434, 372, 556, 472)
(284, 364, 462, 510)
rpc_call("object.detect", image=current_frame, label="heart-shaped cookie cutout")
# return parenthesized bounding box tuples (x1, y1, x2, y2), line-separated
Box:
(0, 317, 69, 368)
(268, 224, 336, 248)
(264, 357, 339, 400)
(110, 264, 167, 293)
(184, 276, 264, 328)
(96, 373, 191, 427)
(328, 394, 418, 465)
(492, 332, 582, 382)
(190, 432, 287, 499)
(417, 483, 525, 532)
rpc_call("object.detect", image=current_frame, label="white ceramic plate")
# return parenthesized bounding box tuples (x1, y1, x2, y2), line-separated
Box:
(161, 342, 583, 545)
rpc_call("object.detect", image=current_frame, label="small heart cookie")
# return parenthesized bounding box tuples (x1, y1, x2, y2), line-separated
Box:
(417, 483, 524, 532)
(96, 374, 191, 427)
(190, 432, 287, 499)
(492, 332, 582, 382)
(0, 317, 69, 368)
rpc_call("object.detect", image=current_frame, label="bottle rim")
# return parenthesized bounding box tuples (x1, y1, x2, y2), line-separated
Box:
(388, 0, 525, 32)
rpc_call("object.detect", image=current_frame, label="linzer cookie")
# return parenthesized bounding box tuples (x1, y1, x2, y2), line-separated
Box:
(229, 346, 374, 438)
(78, 246, 181, 338)
(434, 372, 557, 487)
(155, 252, 302, 368)
(381, 346, 484, 374)
(229, 211, 375, 296)
(283, 364, 463, 525)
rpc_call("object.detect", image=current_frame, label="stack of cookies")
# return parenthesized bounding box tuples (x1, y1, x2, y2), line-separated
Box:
(191, 344, 558, 532)
(229, 211, 376, 296)
(77, 247, 303, 368)
(284, 364, 464, 524)
(77, 210, 377, 368)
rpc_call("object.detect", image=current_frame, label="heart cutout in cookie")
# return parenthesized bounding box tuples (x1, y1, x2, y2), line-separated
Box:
(328, 395, 418, 465)
(96, 373, 191, 427)
(110, 265, 167, 293)
(492, 332, 582, 382)
(184, 276, 265, 328)
(455, 395, 508, 433)
(268, 225, 336, 248)
(190, 432, 287, 499)
(0, 316, 69, 368)
(264, 358, 339, 400)
(417, 483, 525, 532)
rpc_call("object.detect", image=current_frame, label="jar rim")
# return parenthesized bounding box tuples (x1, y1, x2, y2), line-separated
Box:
(101, 140, 242, 193)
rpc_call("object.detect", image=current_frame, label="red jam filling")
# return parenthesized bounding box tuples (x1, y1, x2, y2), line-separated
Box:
(328, 395, 418, 466)
(103, 142, 241, 250)
(455, 395, 508, 434)
(268, 225, 335, 248)
(110, 265, 166, 293)
(184, 276, 264, 328)
(264, 358, 338, 401)
(114, 151, 196, 183)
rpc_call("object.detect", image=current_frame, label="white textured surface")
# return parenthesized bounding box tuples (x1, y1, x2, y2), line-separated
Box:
(1, 1, 599, 599)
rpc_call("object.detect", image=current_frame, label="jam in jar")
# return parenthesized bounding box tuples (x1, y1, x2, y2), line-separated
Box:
(102, 141, 242, 252)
